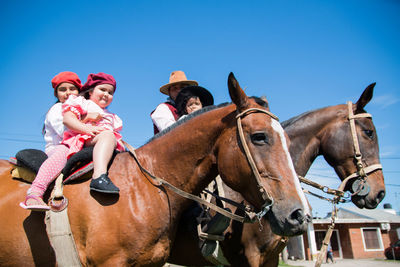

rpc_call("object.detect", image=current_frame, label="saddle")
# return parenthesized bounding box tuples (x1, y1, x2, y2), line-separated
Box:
(9, 147, 119, 184)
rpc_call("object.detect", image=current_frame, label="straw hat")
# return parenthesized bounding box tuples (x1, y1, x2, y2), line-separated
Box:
(160, 71, 198, 95)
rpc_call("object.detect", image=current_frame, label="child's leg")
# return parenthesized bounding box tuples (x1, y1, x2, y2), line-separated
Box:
(30, 145, 69, 196)
(86, 131, 117, 178)
(85, 131, 119, 193)
(21, 145, 69, 209)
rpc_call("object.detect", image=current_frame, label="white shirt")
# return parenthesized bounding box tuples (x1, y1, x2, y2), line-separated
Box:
(151, 101, 177, 132)
(44, 103, 64, 154)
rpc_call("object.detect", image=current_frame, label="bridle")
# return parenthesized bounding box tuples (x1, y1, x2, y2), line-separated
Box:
(311, 101, 383, 267)
(235, 107, 279, 220)
(299, 101, 383, 201)
(336, 101, 382, 195)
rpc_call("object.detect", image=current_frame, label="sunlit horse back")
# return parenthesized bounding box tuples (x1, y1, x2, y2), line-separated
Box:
(0, 73, 309, 266)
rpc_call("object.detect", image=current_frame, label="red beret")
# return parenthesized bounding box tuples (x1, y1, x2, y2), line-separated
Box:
(81, 72, 117, 94)
(51, 71, 82, 90)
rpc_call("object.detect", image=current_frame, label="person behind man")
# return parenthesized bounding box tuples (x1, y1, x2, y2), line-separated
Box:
(175, 85, 214, 120)
(151, 70, 198, 134)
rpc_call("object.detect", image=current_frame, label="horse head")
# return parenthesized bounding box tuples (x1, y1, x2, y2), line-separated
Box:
(320, 83, 385, 208)
(217, 73, 311, 236)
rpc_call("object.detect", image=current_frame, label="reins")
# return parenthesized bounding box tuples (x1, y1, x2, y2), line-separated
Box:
(122, 140, 250, 223)
(311, 101, 382, 267)
(121, 107, 279, 224)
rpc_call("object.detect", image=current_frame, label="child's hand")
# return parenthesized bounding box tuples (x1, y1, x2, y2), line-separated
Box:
(84, 125, 104, 136)
(82, 112, 102, 124)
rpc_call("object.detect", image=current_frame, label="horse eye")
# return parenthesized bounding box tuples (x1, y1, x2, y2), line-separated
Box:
(251, 132, 268, 145)
(363, 130, 374, 140)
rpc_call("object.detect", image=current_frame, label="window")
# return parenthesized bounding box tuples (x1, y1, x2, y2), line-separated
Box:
(361, 227, 383, 251)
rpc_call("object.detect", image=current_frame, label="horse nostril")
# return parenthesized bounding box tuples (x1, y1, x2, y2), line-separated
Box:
(290, 209, 306, 224)
(377, 190, 386, 202)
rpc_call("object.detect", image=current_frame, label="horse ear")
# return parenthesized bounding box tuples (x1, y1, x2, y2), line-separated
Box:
(355, 82, 375, 112)
(228, 72, 249, 111)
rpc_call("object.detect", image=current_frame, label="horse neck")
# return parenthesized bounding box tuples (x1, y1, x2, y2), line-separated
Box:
(138, 105, 235, 199)
(283, 105, 345, 176)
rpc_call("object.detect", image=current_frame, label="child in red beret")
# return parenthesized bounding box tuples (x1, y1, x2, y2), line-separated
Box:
(20, 72, 123, 211)
(44, 71, 82, 154)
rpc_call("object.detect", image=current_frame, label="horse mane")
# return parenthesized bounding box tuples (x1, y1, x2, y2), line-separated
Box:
(147, 96, 269, 144)
(281, 108, 321, 128)
(146, 102, 231, 143)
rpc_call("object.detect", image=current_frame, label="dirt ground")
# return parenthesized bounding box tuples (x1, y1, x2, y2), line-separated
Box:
(286, 258, 399, 267)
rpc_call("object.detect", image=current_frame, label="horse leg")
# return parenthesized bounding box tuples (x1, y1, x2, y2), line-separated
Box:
(243, 241, 261, 267)
(264, 254, 280, 267)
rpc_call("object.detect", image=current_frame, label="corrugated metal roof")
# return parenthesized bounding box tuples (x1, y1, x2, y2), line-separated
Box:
(313, 207, 400, 224)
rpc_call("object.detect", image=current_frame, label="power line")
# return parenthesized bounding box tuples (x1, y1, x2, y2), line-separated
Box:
(0, 137, 44, 144)
(0, 132, 42, 138)
(306, 172, 338, 179)
(386, 184, 400, 187)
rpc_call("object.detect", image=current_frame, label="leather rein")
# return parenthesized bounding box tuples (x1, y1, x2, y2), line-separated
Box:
(122, 107, 279, 223)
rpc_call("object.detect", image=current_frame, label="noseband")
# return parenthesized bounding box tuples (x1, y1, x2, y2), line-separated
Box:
(236, 107, 279, 220)
(337, 101, 383, 196)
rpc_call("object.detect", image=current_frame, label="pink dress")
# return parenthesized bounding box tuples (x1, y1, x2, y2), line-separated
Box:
(61, 95, 124, 158)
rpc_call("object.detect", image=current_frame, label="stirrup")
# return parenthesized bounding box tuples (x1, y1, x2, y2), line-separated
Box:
(19, 194, 50, 212)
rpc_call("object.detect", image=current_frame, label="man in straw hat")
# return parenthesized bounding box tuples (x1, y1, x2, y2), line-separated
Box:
(151, 70, 198, 134)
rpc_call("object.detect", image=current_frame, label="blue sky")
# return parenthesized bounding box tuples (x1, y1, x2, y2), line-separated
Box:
(0, 0, 399, 216)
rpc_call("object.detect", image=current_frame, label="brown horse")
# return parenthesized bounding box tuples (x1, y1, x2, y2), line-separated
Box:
(0, 73, 310, 267)
(168, 83, 385, 267)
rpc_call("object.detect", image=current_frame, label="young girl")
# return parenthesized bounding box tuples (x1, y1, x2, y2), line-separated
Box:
(44, 71, 82, 154)
(20, 72, 124, 211)
(175, 85, 214, 118)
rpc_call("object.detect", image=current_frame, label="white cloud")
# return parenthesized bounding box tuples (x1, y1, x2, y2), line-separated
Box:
(372, 94, 400, 109)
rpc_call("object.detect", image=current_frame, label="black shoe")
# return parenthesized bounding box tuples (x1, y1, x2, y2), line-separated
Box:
(90, 174, 120, 194)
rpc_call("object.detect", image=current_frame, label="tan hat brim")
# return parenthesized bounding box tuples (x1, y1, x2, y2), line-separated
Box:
(160, 80, 198, 95)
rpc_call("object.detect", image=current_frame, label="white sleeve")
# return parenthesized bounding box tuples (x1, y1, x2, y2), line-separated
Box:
(151, 103, 176, 132)
(44, 103, 65, 153)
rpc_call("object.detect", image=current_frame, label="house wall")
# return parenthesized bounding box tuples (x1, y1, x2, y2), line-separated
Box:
(312, 222, 399, 259)
(346, 223, 385, 259)
(336, 224, 353, 259)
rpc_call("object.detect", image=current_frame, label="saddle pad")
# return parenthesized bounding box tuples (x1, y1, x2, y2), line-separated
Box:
(15, 149, 48, 173)
(63, 147, 119, 183)
(62, 147, 94, 177)
(63, 162, 93, 184)
(11, 165, 36, 183)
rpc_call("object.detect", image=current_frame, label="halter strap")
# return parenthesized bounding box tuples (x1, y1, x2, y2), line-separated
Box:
(236, 107, 279, 219)
(339, 101, 382, 192)
(312, 101, 383, 267)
